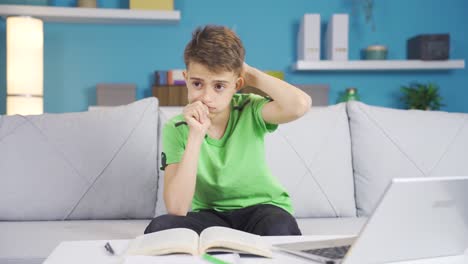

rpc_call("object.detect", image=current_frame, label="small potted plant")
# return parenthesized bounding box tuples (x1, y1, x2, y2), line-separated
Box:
(400, 82, 445, 110)
(362, 0, 375, 31)
(350, 0, 376, 31)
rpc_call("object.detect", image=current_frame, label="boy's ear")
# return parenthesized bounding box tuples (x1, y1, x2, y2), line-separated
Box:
(183, 70, 188, 81)
(235, 76, 245, 91)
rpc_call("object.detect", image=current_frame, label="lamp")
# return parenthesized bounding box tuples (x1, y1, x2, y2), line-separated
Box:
(6, 16, 43, 115)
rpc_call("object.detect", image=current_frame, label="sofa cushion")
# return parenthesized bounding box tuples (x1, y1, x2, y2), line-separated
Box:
(347, 101, 468, 216)
(155, 104, 357, 218)
(0, 220, 150, 264)
(265, 103, 356, 217)
(0, 98, 159, 220)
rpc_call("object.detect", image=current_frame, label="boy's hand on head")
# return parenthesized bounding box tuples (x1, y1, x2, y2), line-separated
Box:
(183, 101, 211, 137)
(241, 62, 256, 88)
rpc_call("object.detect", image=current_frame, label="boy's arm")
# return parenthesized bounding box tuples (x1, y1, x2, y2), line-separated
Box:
(164, 102, 210, 216)
(163, 132, 203, 216)
(243, 63, 312, 124)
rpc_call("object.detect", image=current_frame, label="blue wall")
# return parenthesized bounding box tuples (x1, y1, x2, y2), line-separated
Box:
(0, 0, 467, 114)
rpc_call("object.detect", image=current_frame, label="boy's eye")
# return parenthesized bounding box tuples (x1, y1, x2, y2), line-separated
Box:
(192, 82, 202, 88)
(214, 84, 225, 91)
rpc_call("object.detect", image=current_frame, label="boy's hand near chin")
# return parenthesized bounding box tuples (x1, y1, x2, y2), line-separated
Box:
(183, 101, 211, 137)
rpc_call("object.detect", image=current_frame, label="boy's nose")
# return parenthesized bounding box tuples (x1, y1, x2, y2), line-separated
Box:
(202, 88, 214, 102)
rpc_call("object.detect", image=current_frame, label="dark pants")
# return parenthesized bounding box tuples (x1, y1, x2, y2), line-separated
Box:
(144, 204, 302, 236)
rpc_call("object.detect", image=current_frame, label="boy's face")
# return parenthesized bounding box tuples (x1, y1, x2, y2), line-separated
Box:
(184, 62, 243, 118)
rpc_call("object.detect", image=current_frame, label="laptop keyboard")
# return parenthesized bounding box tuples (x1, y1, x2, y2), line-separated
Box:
(302, 245, 351, 260)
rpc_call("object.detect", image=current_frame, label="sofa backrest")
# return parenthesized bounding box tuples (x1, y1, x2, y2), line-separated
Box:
(155, 103, 357, 218)
(0, 98, 159, 220)
(265, 103, 356, 218)
(347, 101, 468, 216)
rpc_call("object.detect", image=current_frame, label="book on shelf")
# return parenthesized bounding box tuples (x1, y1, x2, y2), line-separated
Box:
(154, 71, 167, 86)
(155, 70, 185, 86)
(297, 13, 321, 61)
(124, 226, 273, 258)
(167, 69, 186, 85)
(325, 14, 349, 60)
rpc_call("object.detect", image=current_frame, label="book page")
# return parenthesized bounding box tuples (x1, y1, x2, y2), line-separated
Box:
(199, 226, 272, 258)
(125, 228, 199, 256)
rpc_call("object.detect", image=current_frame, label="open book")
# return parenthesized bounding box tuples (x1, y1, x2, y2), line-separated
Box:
(125, 226, 272, 258)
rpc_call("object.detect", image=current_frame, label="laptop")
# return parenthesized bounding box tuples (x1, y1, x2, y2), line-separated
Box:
(275, 176, 468, 264)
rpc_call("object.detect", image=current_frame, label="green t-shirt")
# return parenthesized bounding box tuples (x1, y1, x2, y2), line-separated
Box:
(161, 93, 293, 214)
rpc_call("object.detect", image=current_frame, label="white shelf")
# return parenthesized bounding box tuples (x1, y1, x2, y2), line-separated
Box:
(0, 4, 180, 24)
(293, 60, 466, 71)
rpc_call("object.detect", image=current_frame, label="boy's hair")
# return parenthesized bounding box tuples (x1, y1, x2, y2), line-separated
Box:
(184, 25, 245, 76)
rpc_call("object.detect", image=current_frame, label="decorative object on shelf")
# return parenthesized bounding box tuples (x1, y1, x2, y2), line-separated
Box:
(325, 14, 349, 61)
(6, 16, 44, 115)
(130, 0, 174, 11)
(295, 84, 330, 106)
(153, 85, 187, 106)
(363, 45, 387, 60)
(349, 0, 375, 31)
(264, 71, 284, 80)
(339, 87, 360, 103)
(297, 14, 321, 61)
(407, 34, 450, 60)
(400, 82, 444, 110)
(362, 0, 375, 30)
(77, 0, 97, 8)
(96, 83, 136, 107)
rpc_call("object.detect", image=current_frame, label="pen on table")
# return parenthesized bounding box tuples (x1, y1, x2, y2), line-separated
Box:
(104, 242, 115, 255)
(202, 253, 231, 264)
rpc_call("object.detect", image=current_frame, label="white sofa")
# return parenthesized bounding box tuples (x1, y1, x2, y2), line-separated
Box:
(1, 97, 467, 264)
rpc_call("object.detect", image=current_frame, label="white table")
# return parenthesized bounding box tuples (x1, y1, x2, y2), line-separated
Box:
(44, 235, 467, 264)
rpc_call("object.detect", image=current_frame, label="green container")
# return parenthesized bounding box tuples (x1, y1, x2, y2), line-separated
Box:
(340, 88, 360, 102)
(364, 45, 388, 60)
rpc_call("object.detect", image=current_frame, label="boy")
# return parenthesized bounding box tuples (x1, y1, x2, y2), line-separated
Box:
(144, 25, 311, 236)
